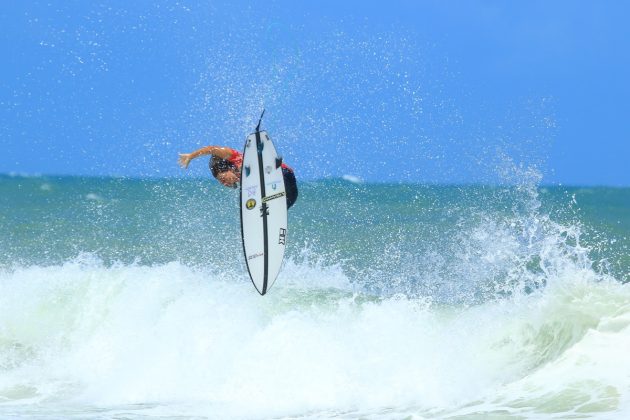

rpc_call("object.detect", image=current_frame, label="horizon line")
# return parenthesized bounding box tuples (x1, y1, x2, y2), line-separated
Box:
(1, 172, 629, 189)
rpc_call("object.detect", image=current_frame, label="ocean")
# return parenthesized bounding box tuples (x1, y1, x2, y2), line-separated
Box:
(0, 173, 629, 419)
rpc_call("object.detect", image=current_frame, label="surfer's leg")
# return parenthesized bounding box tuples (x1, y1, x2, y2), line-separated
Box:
(283, 168, 298, 209)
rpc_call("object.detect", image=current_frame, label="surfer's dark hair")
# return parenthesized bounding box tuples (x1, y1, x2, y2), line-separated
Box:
(209, 156, 236, 178)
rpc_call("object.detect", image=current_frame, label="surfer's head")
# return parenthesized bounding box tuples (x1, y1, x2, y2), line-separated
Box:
(210, 156, 239, 188)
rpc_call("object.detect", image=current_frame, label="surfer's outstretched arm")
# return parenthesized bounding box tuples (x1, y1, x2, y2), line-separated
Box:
(178, 146, 233, 169)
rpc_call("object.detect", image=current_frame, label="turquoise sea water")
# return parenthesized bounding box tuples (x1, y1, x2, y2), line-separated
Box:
(1, 173, 629, 418)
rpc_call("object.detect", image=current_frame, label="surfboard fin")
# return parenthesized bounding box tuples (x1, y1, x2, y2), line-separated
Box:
(256, 109, 265, 133)
(275, 156, 283, 169)
(244, 165, 251, 177)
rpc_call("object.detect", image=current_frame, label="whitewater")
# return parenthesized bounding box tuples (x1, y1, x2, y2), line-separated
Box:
(0, 174, 629, 419)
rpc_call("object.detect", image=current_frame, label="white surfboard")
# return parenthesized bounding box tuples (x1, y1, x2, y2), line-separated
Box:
(240, 129, 287, 295)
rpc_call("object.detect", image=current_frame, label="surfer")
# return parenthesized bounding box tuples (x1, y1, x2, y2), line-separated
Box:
(178, 146, 298, 208)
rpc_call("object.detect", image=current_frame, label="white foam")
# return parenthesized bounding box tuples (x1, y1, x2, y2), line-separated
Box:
(341, 174, 363, 184)
(7, 172, 43, 178)
(0, 256, 628, 418)
(85, 193, 103, 201)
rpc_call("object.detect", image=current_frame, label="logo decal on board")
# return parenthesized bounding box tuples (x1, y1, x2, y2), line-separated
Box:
(266, 179, 282, 191)
(260, 203, 269, 217)
(262, 191, 286, 203)
(246, 186, 257, 197)
(265, 165, 272, 174)
(248, 252, 264, 260)
(278, 228, 286, 245)
(246, 199, 256, 210)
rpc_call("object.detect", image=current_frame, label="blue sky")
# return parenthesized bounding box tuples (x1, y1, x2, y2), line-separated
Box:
(1, 0, 629, 185)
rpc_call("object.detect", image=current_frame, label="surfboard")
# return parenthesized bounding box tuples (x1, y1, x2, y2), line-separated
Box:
(240, 125, 287, 295)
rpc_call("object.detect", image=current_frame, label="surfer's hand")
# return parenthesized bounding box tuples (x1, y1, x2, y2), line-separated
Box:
(178, 153, 192, 169)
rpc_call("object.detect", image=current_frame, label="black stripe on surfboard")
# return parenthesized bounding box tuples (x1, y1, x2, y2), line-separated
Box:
(256, 129, 270, 295)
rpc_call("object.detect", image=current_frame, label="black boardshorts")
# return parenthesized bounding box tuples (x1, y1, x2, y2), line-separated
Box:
(283, 167, 298, 209)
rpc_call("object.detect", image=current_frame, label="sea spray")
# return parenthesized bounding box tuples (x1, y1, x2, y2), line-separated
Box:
(1, 175, 629, 418)
(0, 256, 628, 418)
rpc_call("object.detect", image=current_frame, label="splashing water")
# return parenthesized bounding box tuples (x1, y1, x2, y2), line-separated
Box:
(0, 173, 629, 419)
